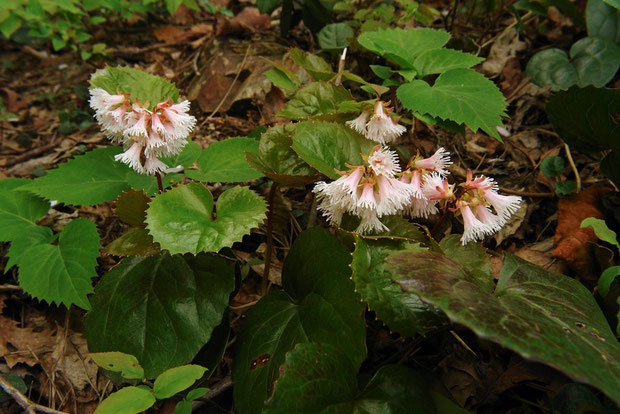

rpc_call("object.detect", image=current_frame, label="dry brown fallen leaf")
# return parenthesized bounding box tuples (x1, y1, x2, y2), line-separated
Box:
(216, 7, 270, 36)
(551, 186, 609, 279)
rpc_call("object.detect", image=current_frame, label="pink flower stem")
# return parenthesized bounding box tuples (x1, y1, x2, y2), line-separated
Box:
(155, 172, 164, 193)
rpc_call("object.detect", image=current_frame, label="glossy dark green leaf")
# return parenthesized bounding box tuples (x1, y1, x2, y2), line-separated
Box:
(525, 48, 578, 90)
(540, 156, 565, 177)
(115, 190, 150, 226)
(388, 252, 620, 403)
(84, 253, 235, 378)
(232, 227, 366, 414)
(351, 237, 445, 337)
(244, 123, 319, 187)
(570, 37, 620, 87)
(546, 86, 620, 153)
(102, 228, 161, 257)
(0, 178, 50, 242)
(601, 150, 620, 186)
(439, 235, 494, 292)
(291, 121, 376, 179)
(586, 0, 620, 42)
(145, 183, 266, 254)
(264, 343, 435, 413)
(190, 137, 264, 183)
(257, 0, 282, 14)
(90, 66, 179, 109)
(278, 82, 356, 120)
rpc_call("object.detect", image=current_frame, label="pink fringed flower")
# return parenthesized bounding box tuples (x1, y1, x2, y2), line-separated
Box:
(89, 88, 196, 175)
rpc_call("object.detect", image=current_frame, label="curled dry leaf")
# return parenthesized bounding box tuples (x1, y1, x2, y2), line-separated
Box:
(216, 7, 270, 36)
(551, 186, 609, 278)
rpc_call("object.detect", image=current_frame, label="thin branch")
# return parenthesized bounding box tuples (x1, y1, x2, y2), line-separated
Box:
(563, 143, 581, 192)
(0, 374, 68, 414)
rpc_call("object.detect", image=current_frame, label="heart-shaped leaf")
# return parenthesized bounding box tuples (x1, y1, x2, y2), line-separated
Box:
(16, 218, 100, 310)
(586, 0, 620, 43)
(291, 121, 376, 179)
(146, 183, 266, 254)
(264, 343, 435, 413)
(397, 68, 507, 139)
(525, 48, 579, 90)
(388, 251, 620, 403)
(232, 227, 366, 414)
(570, 36, 620, 87)
(85, 253, 235, 378)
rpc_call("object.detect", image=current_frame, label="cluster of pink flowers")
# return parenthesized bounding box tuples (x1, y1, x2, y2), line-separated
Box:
(346, 100, 407, 144)
(89, 89, 196, 175)
(313, 146, 419, 233)
(314, 103, 522, 244)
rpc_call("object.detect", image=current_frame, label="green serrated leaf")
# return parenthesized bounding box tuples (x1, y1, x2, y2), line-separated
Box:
(103, 228, 161, 257)
(16, 218, 100, 310)
(397, 68, 506, 139)
(413, 48, 484, 77)
(291, 121, 376, 179)
(358, 27, 450, 68)
(0, 12, 22, 38)
(388, 252, 620, 403)
(244, 123, 319, 187)
(351, 237, 444, 337)
(546, 86, 620, 153)
(21, 147, 160, 206)
(289, 48, 334, 81)
(540, 156, 565, 177)
(0, 178, 50, 242)
(264, 343, 435, 413)
(586, 0, 620, 43)
(369, 64, 395, 80)
(90, 66, 179, 109)
(581, 217, 620, 248)
(94, 386, 156, 414)
(6, 227, 55, 270)
(153, 365, 207, 399)
(278, 82, 355, 120)
(570, 36, 620, 88)
(317, 22, 354, 50)
(85, 254, 235, 378)
(232, 227, 366, 414)
(189, 137, 263, 183)
(525, 48, 579, 90)
(90, 352, 145, 380)
(146, 183, 266, 254)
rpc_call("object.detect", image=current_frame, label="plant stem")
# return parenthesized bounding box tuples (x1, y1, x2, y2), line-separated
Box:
(155, 172, 163, 193)
(261, 182, 278, 295)
(0, 374, 68, 414)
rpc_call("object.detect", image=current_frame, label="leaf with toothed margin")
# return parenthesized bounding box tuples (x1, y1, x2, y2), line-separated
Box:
(351, 237, 445, 337)
(15, 218, 100, 310)
(387, 251, 620, 403)
(0, 178, 50, 242)
(145, 183, 266, 254)
(232, 227, 366, 414)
